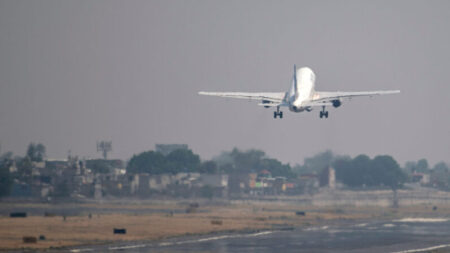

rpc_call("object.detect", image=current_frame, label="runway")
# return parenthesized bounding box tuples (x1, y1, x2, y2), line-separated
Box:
(67, 218, 450, 253)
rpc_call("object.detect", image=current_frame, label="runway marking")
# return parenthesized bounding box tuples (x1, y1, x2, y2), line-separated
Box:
(69, 230, 275, 252)
(393, 218, 448, 223)
(304, 226, 329, 231)
(158, 242, 174, 246)
(391, 244, 450, 253)
(108, 244, 147, 250)
(245, 231, 274, 237)
(173, 231, 275, 245)
(70, 249, 93, 252)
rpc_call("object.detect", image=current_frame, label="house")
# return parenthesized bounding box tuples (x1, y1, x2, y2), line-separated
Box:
(149, 174, 173, 190)
(412, 172, 430, 185)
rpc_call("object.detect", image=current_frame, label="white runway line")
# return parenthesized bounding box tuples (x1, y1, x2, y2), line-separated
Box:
(173, 231, 274, 245)
(69, 230, 275, 252)
(108, 244, 147, 250)
(70, 249, 93, 252)
(393, 218, 448, 223)
(391, 244, 450, 253)
(244, 231, 274, 237)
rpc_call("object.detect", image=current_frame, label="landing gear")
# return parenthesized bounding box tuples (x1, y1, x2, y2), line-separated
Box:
(319, 106, 328, 119)
(273, 106, 283, 119)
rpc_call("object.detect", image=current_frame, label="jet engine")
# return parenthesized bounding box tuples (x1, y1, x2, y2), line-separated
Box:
(332, 99, 342, 108)
(262, 100, 271, 108)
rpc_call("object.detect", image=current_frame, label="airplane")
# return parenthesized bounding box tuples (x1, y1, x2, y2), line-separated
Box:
(199, 65, 400, 119)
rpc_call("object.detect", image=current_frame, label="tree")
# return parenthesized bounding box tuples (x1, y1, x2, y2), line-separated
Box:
(372, 155, 406, 207)
(333, 154, 405, 189)
(230, 148, 265, 172)
(353, 154, 372, 186)
(259, 158, 295, 178)
(35, 143, 46, 162)
(166, 149, 200, 173)
(26, 143, 36, 160)
(127, 151, 167, 174)
(26, 143, 46, 162)
(127, 148, 202, 174)
(294, 150, 334, 175)
(416, 159, 429, 173)
(433, 162, 449, 173)
(333, 157, 359, 187)
(334, 154, 405, 207)
(199, 161, 218, 174)
(213, 148, 295, 178)
(0, 161, 12, 198)
(371, 155, 405, 190)
(0, 152, 13, 161)
(404, 161, 417, 173)
(430, 162, 450, 190)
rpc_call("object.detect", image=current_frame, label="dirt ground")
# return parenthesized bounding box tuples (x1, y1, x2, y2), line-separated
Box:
(0, 201, 448, 250)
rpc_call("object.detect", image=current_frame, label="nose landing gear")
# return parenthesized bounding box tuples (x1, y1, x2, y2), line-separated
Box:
(273, 106, 283, 119)
(319, 106, 328, 119)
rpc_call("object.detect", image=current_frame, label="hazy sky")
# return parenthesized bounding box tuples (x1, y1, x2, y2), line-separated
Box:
(0, 0, 449, 166)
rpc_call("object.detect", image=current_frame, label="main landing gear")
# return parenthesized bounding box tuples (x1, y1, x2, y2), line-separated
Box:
(319, 106, 329, 119)
(273, 106, 283, 119)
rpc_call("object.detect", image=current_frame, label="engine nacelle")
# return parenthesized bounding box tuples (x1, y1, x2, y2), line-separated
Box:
(262, 100, 271, 108)
(332, 99, 342, 108)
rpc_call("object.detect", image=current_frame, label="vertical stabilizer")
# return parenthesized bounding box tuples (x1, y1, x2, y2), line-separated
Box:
(293, 64, 297, 91)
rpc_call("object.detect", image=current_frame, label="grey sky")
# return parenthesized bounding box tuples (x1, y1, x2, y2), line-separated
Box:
(0, 0, 449, 166)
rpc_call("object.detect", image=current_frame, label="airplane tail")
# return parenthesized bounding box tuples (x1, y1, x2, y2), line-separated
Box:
(293, 64, 297, 91)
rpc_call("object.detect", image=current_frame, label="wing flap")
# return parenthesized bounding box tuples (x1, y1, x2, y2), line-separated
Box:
(313, 90, 400, 103)
(199, 91, 286, 103)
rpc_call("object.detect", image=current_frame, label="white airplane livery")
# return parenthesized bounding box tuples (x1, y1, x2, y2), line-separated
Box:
(199, 65, 400, 119)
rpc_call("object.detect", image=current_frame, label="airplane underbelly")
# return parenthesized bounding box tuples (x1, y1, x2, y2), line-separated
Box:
(289, 105, 312, 112)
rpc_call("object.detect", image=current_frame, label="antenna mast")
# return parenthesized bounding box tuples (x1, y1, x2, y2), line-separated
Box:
(96, 141, 112, 159)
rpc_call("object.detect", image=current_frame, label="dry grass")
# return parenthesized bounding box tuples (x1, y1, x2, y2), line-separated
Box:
(2, 202, 450, 250)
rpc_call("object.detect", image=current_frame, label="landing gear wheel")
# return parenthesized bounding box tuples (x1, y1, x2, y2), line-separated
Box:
(273, 106, 283, 119)
(319, 106, 329, 119)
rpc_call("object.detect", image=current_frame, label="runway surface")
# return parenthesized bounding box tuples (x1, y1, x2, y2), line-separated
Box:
(67, 218, 450, 253)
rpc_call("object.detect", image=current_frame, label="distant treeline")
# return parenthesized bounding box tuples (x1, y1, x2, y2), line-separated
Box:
(127, 148, 296, 178)
(1, 143, 450, 199)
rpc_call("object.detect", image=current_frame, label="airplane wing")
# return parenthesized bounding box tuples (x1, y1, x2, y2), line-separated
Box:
(312, 90, 400, 103)
(302, 101, 333, 107)
(198, 91, 287, 104)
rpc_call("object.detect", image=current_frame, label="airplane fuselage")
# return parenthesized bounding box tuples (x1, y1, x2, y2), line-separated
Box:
(289, 67, 316, 112)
